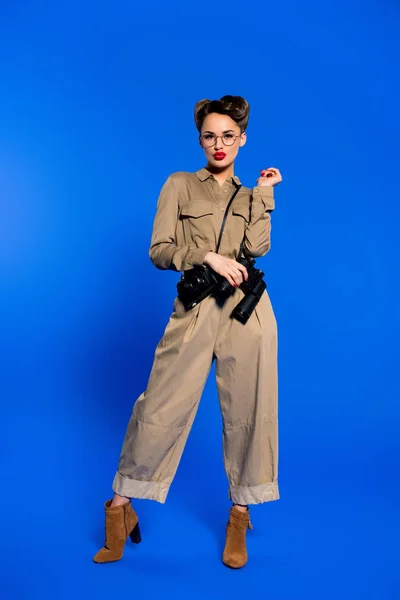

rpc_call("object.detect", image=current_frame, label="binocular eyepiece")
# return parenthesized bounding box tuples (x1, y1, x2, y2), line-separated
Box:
(215, 256, 255, 298)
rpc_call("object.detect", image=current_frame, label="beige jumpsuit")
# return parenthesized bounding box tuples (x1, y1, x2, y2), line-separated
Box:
(112, 167, 279, 506)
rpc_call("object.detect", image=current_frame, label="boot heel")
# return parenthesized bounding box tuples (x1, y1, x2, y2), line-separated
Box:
(129, 522, 142, 544)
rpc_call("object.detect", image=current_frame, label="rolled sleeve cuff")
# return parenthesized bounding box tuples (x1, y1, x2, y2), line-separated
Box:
(252, 186, 275, 211)
(189, 247, 213, 266)
(172, 245, 213, 271)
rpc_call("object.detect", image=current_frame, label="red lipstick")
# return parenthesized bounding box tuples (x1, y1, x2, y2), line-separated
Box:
(214, 152, 226, 160)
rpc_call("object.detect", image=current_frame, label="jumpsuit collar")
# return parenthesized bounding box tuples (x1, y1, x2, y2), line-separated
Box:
(195, 167, 241, 186)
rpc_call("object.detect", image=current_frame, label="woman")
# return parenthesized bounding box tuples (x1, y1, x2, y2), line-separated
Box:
(94, 95, 282, 569)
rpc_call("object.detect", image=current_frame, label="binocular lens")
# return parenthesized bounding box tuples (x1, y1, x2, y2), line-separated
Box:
(231, 279, 266, 324)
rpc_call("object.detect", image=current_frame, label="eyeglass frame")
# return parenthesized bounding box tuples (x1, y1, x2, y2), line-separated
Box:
(199, 131, 243, 148)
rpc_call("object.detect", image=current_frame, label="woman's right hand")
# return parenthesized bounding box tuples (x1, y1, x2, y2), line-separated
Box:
(203, 252, 248, 287)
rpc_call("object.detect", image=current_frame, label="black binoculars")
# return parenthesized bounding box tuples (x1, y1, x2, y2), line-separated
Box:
(213, 256, 266, 324)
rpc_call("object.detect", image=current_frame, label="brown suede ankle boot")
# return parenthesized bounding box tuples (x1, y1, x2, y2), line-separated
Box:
(222, 505, 253, 569)
(93, 499, 141, 563)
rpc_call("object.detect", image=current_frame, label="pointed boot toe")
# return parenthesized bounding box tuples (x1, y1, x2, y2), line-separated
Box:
(93, 546, 121, 564)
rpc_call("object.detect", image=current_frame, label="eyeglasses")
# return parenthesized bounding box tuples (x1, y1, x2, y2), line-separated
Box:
(199, 132, 241, 148)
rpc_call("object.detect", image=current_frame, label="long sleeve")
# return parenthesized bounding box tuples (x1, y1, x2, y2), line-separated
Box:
(242, 186, 275, 258)
(149, 175, 211, 271)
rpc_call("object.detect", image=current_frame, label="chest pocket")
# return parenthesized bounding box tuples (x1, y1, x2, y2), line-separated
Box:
(228, 203, 250, 242)
(180, 201, 215, 241)
(232, 204, 250, 223)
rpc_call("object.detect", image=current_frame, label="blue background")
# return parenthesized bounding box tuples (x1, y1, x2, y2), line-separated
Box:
(1, 1, 399, 598)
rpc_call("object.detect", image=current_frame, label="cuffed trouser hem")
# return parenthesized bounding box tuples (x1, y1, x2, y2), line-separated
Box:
(229, 480, 280, 505)
(112, 471, 170, 504)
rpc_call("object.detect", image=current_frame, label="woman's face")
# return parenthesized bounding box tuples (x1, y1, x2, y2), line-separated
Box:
(200, 112, 246, 169)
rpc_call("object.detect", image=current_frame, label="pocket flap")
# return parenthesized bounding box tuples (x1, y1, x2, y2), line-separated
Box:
(232, 204, 250, 222)
(180, 201, 214, 218)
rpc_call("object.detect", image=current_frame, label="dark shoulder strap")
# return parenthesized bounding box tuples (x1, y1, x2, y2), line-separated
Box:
(215, 183, 242, 254)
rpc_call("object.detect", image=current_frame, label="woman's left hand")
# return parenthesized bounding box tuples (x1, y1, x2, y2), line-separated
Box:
(256, 167, 282, 187)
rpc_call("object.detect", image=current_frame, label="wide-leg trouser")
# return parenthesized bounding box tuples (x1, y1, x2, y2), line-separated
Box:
(112, 286, 279, 505)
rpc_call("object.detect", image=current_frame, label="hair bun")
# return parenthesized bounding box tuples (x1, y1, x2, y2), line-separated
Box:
(220, 95, 250, 122)
(194, 95, 250, 132)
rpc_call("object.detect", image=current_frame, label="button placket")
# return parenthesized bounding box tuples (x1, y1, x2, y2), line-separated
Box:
(208, 177, 225, 248)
